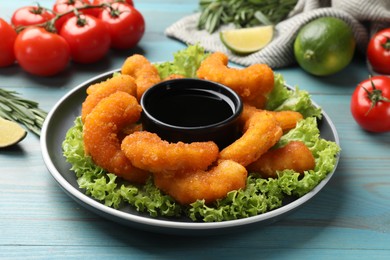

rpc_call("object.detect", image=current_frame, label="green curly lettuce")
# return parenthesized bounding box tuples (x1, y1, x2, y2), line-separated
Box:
(62, 45, 340, 222)
(155, 44, 209, 78)
(266, 73, 322, 118)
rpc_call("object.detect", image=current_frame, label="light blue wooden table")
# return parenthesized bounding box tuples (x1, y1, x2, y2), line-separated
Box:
(1, 1, 389, 259)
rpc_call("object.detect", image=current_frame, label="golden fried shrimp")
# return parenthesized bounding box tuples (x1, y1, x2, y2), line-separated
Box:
(121, 131, 219, 176)
(163, 74, 185, 81)
(81, 74, 137, 122)
(219, 110, 283, 167)
(243, 94, 268, 109)
(240, 104, 303, 132)
(154, 160, 247, 205)
(247, 141, 315, 178)
(83, 91, 150, 183)
(196, 52, 274, 107)
(270, 110, 304, 132)
(121, 54, 161, 100)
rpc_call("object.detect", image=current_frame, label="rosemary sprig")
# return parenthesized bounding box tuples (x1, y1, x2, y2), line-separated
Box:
(0, 88, 47, 136)
(198, 0, 298, 33)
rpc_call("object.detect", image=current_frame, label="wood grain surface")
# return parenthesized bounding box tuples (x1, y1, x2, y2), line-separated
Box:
(1, 1, 389, 259)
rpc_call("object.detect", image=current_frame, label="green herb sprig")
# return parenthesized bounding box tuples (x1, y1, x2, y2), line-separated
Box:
(0, 88, 47, 136)
(198, 0, 298, 33)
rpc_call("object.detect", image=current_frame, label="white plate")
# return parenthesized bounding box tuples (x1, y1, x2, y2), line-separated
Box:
(41, 69, 340, 235)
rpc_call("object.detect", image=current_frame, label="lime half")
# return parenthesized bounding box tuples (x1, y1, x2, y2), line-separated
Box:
(220, 25, 274, 55)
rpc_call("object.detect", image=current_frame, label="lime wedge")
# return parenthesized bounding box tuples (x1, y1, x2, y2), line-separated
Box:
(220, 25, 274, 55)
(0, 118, 27, 148)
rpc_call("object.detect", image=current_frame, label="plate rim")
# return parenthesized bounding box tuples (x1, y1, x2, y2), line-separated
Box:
(40, 69, 340, 233)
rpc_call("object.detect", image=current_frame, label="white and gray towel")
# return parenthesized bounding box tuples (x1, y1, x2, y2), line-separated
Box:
(165, 0, 390, 68)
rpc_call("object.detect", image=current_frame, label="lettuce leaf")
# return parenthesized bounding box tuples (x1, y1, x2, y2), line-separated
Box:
(266, 73, 322, 119)
(155, 44, 209, 78)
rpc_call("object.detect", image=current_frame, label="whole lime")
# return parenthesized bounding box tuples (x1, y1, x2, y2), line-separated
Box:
(294, 17, 356, 76)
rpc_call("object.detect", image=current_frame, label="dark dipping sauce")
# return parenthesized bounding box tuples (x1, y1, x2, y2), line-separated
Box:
(141, 78, 243, 149)
(148, 89, 234, 127)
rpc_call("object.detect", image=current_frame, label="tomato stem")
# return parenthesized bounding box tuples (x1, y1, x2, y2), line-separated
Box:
(73, 9, 88, 27)
(382, 36, 390, 51)
(15, 3, 110, 33)
(29, 4, 46, 15)
(363, 76, 390, 116)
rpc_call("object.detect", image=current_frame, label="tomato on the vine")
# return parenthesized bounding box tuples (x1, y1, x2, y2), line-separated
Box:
(11, 5, 55, 29)
(367, 28, 390, 75)
(53, 0, 97, 30)
(98, 2, 144, 49)
(91, 0, 134, 16)
(92, 0, 133, 6)
(350, 76, 390, 132)
(0, 19, 17, 67)
(60, 14, 111, 63)
(14, 27, 70, 76)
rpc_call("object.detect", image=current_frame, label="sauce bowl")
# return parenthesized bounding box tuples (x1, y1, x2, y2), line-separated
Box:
(140, 78, 243, 149)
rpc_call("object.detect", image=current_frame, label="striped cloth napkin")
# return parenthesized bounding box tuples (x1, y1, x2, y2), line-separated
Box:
(165, 0, 390, 68)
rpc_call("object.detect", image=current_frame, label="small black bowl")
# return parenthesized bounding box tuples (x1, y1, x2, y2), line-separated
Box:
(140, 78, 243, 149)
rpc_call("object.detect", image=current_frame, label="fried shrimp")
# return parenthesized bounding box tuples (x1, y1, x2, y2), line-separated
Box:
(196, 52, 274, 108)
(247, 141, 316, 178)
(162, 74, 185, 81)
(121, 54, 161, 100)
(83, 91, 150, 183)
(121, 131, 219, 176)
(154, 160, 247, 204)
(240, 104, 303, 132)
(81, 74, 137, 122)
(219, 110, 283, 167)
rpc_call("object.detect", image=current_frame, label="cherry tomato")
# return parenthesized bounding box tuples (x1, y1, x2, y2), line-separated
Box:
(0, 19, 17, 67)
(91, 0, 134, 16)
(98, 2, 144, 49)
(367, 28, 390, 75)
(350, 76, 390, 132)
(14, 27, 70, 76)
(60, 14, 110, 63)
(11, 6, 55, 29)
(53, 0, 96, 30)
(92, 0, 133, 6)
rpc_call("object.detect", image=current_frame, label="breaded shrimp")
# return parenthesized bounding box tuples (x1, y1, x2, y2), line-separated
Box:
(81, 74, 137, 122)
(121, 54, 161, 100)
(83, 91, 150, 183)
(154, 160, 247, 205)
(271, 110, 304, 132)
(240, 104, 303, 132)
(162, 74, 185, 81)
(247, 141, 316, 178)
(196, 52, 274, 108)
(219, 110, 283, 167)
(121, 131, 219, 176)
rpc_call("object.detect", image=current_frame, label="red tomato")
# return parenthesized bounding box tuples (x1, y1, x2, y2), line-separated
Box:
(0, 19, 17, 67)
(53, 0, 96, 30)
(98, 2, 144, 49)
(91, 0, 134, 16)
(14, 27, 70, 76)
(11, 6, 55, 28)
(367, 28, 390, 75)
(350, 76, 390, 132)
(60, 14, 111, 63)
(92, 0, 133, 6)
